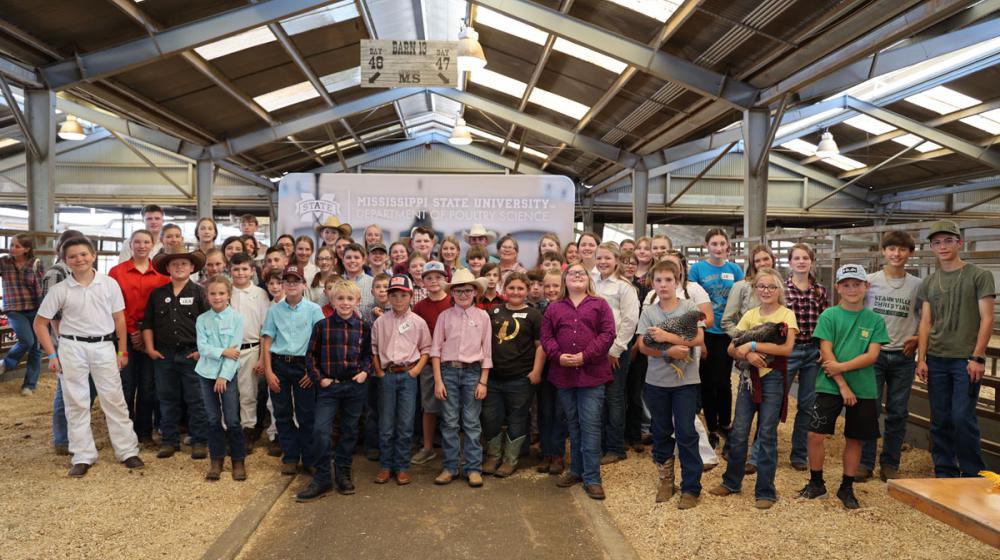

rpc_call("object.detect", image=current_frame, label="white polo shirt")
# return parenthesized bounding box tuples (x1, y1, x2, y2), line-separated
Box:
(38, 272, 125, 337)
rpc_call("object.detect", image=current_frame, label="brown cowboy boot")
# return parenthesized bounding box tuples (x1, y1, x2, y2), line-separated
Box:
(656, 458, 676, 503)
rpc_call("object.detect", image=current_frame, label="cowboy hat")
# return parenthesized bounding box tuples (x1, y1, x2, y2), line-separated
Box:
(152, 250, 205, 276)
(443, 268, 488, 294)
(462, 224, 497, 244)
(314, 216, 353, 237)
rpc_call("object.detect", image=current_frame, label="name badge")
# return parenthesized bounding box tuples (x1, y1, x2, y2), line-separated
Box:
(513, 312, 528, 319)
(398, 322, 412, 334)
(721, 273, 735, 281)
(179, 297, 194, 305)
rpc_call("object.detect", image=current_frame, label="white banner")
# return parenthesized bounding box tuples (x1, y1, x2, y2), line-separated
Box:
(278, 173, 576, 258)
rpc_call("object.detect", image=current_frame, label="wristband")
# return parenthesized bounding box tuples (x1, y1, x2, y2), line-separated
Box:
(118, 351, 128, 357)
(478, 381, 488, 387)
(751, 341, 757, 352)
(47, 353, 58, 360)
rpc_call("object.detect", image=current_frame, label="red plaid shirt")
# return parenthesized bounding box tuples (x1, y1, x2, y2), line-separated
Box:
(306, 311, 372, 382)
(0, 256, 45, 312)
(785, 275, 829, 344)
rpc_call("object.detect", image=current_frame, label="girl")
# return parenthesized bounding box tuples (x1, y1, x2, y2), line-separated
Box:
(293, 236, 318, 286)
(199, 249, 227, 286)
(620, 239, 636, 253)
(408, 253, 428, 304)
(389, 241, 410, 269)
(240, 235, 260, 262)
(275, 234, 295, 257)
(195, 275, 247, 481)
(482, 272, 544, 477)
(363, 224, 384, 248)
(576, 232, 600, 275)
(541, 263, 616, 500)
(563, 242, 580, 266)
(636, 260, 705, 509)
(535, 233, 562, 268)
(784, 243, 828, 471)
(593, 243, 640, 465)
(160, 223, 186, 255)
(496, 235, 526, 286)
(477, 262, 504, 311)
(309, 246, 339, 305)
(688, 228, 743, 449)
(722, 245, 776, 336)
(710, 267, 796, 509)
(221, 236, 245, 262)
(334, 237, 352, 264)
(195, 217, 218, 254)
(438, 236, 463, 276)
(634, 237, 654, 286)
(651, 234, 672, 261)
(537, 270, 568, 475)
(0, 233, 44, 395)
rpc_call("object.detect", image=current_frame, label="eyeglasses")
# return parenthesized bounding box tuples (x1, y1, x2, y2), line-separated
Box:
(929, 237, 960, 248)
(756, 285, 780, 292)
(452, 288, 475, 296)
(566, 270, 589, 278)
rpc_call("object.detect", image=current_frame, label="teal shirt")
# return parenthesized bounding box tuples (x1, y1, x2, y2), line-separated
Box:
(262, 297, 326, 356)
(195, 306, 244, 381)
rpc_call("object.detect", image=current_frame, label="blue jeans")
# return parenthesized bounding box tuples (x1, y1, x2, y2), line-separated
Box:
(199, 376, 246, 460)
(5, 309, 41, 390)
(861, 351, 916, 471)
(439, 363, 483, 475)
(723, 372, 783, 500)
(788, 342, 819, 465)
(482, 376, 534, 441)
(364, 376, 380, 453)
(602, 347, 631, 458)
(926, 356, 985, 477)
(52, 376, 96, 446)
(645, 383, 702, 496)
(538, 375, 567, 459)
(558, 385, 605, 486)
(312, 380, 366, 486)
(269, 358, 317, 466)
(120, 338, 158, 440)
(378, 371, 418, 472)
(153, 350, 208, 447)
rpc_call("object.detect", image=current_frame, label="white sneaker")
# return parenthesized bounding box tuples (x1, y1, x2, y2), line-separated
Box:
(20, 387, 33, 397)
(411, 448, 437, 465)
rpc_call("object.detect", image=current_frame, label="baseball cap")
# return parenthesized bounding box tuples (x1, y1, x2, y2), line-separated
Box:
(422, 261, 447, 277)
(367, 242, 387, 253)
(282, 265, 306, 281)
(926, 220, 960, 239)
(387, 274, 413, 293)
(835, 264, 868, 284)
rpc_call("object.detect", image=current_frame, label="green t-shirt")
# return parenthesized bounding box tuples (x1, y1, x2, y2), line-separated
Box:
(916, 263, 996, 358)
(811, 306, 889, 399)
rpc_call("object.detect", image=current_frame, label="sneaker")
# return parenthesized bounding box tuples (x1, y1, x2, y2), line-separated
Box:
(433, 470, 454, 485)
(708, 484, 736, 496)
(837, 486, 860, 510)
(797, 481, 827, 500)
(68, 463, 90, 478)
(122, 456, 145, 469)
(412, 448, 437, 465)
(755, 499, 776, 510)
(855, 467, 873, 482)
(880, 465, 900, 481)
(20, 387, 33, 397)
(468, 472, 484, 488)
(556, 472, 583, 488)
(296, 481, 333, 502)
(677, 492, 699, 510)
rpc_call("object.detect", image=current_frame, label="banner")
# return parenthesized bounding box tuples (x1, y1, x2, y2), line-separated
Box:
(278, 173, 576, 258)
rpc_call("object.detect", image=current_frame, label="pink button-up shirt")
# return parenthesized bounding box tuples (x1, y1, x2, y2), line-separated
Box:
(430, 304, 493, 368)
(372, 309, 432, 366)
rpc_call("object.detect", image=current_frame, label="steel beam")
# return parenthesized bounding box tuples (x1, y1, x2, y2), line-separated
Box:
(110, 130, 191, 198)
(743, 109, 768, 241)
(878, 176, 1000, 204)
(806, 142, 917, 210)
(666, 141, 737, 207)
(768, 152, 871, 203)
(25, 89, 55, 234)
(196, 159, 213, 218)
(0, 75, 40, 159)
(41, 0, 334, 89)
(215, 159, 274, 190)
(632, 162, 649, 236)
(0, 55, 41, 88)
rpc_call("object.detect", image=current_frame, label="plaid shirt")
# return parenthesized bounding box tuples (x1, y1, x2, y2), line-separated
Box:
(0, 256, 45, 312)
(785, 275, 829, 344)
(305, 311, 372, 382)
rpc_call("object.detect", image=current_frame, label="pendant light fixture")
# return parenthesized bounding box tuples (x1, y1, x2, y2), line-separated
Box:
(58, 115, 87, 141)
(815, 129, 839, 158)
(449, 118, 473, 145)
(457, 21, 487, 72)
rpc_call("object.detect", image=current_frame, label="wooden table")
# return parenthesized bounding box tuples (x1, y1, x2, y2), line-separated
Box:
(888, 478, 1000, 549)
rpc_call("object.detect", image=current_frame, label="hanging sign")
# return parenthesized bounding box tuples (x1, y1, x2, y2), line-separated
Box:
(360, 39, 458, 88)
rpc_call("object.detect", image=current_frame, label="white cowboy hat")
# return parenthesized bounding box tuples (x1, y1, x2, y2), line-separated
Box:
(462, 224, 497, 244)
(443, 268, 488, 294)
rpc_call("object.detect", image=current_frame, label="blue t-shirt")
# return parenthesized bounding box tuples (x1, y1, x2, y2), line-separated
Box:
(689, 260, 743, 335)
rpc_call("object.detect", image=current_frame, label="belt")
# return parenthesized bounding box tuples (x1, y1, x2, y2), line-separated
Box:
(443, 361, 479, 369)
(60, 333, 114, 343)
(387, 362, 416, 373)
(241, 342, 260, 350)
(271, 353, 305, 364)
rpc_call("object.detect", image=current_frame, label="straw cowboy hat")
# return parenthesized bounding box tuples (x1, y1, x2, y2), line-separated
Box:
(462, 224, 497, 244)
(314, 216, 353, 238)
(443, 268, 488, 294)
(152, 250, 205, 276)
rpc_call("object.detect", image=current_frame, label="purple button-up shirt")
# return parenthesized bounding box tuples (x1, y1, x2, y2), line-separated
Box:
(541, 295, 616, 389)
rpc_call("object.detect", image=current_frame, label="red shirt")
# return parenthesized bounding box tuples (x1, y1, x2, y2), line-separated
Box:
(108, 259, 169, 334)
(413, 295, 453, 335)
(322, 303, 335, 317)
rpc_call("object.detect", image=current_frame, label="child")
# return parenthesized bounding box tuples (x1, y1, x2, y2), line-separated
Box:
(320, 277, 338, 318)
(540, 251, 565, 274)
(196, 275, 247, 481)
(537, 270, 568, 474)
(296, 280, 372, 501)
(142, 251, 211, 460)
(343, 243, 374, 311)
(412, 261, 453, 465)
(710, 267, 796, 509)
(431, 269, 493, 488)
(160, 223, 186, 254)
(33, 237, 143, 477)
(262, 269, 284, 456)
(199, 249, 227, 286)
(466, 245, 489, 277)
(439, 236, 464, 275)
(477, 262, 503, 311)
(526, 269, 546, 310)
(309, 247, 339, 305)
(650, 234, 672, 260)
(389, 241, 410, 269)
(371, 275, 431, 485)
(408, 253, 428, 304)
(0, 233, 44, 395)
(410, 226, 436, 260)
(261, 247, 289, 296)
(228, 252, 271, 449)
(262, 265, 327, 476)
(366, 243, 389, 277)
(362, 273, 391, 324)
(799, 264, 888, 510)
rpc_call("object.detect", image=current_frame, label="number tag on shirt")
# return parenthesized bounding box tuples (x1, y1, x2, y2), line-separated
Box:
(398, 322, 412, 334)
(179, 297, 194, 305)
(513, 312, 528, 319)
(721, 273, 735, 281)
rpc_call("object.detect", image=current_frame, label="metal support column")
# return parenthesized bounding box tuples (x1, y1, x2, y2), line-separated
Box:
(196, 159, 213, 218)
(25, 89, 56, 236)
(582, 195, 594, 233)
(632, 163, 648, 241)
(742, 108, 769, 244)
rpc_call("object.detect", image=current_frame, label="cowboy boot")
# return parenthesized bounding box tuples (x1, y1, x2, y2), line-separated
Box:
(206, 459, 224, 481)
(483, 434, 503, 475)
(496, 435, 526, 478)
(656, 458, 676, 503)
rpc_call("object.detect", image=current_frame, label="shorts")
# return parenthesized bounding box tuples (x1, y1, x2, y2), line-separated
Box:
(808, 393, 879, 441)
(419, 364, 441, 414)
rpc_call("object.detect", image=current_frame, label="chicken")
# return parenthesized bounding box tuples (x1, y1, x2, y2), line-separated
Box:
(731, 321, 788, 375)
(642, 310, 704, 378)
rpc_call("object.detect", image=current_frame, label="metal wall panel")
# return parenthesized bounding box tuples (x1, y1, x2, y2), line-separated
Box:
(360, 143, 507, 173)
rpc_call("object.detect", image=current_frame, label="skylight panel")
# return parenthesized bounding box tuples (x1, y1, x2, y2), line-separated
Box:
(0, 138, 20, 149)
(844, 115, 895, 135)
(607, 0, 683, 23)
(961, 109, 1000, 135)
(893, 134, 941, 153)
(469, 68, 591, 120)
(469, 128, 548, 159)
(780, 139, 816, 157)
(905, 85, 1000, 136)
(553, 39, 628, 74)
(195, 27, 278, 60)
(253, 67, 360, 112)
(469, 68, 526, 99)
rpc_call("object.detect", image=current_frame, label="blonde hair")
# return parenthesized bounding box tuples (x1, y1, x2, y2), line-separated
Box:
(206, 274, 233, 296)
(330, 279, 361, 300)
(596, 242, 632, 283)
(752, 267, 786, 305)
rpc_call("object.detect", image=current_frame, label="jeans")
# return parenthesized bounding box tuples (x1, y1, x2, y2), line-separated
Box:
(153, 350, 208, 447)
(378, 372, 418, 472)
(926, 356, 985, 477)
(52, 375, 96, 446)
(558, 385, 605, 486)
(538, 375, 568, 459)
(602, 347, 631, 458)
(700, 332, 733, 433)
(364, 376, 380, 453)
(270, 358, 317, 466)
(482, 376, 534, 441)
(723, 372, 783, 501)
(120, 338, 158, 440)
(439, 363, 483, 475)
(5, 309, 41, 390)
(788, 342, 820, 465)
(625, 352, 648, 443)
(645, 383, 702, 496)
(312, 380, 366, 486)
(861, 351, 916, 471)
(199, 376, 246, 460)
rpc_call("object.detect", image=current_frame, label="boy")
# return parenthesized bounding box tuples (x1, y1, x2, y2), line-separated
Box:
(916, 220, 995, 478)
(229, 252, 271, 449)
(367, 242, 389, 277)
(362, 273, 391, 324)
(371, 275, 432, 485)
(119, 204, 164, 262)
(34, 237, 143, 477)
(142, 250, 211, 460)
(477, 262, 503, 311)
(540, 251, 565, 274)
(526, 268, 546, 310)
(265, 269, 284, 303)
(412, 261, 453, 465)
(800, 264, 888, 509)
(860, 231, 921, 481)
(342, 243, 374, 311)
(262, 265, 327, 475)
(410, 226, 436, 260)
(296, 280, 372, 501)
(239, 214, 266, 263)
(466, 246, 489, 277)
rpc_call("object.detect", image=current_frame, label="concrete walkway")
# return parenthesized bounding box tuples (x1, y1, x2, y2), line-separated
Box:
(238, 456, 617, 560)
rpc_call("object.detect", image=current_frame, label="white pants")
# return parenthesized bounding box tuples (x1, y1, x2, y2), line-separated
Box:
(60, 339, 139, 465)
(674, 415, 718, 465)
(236, 346, 260, 429)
